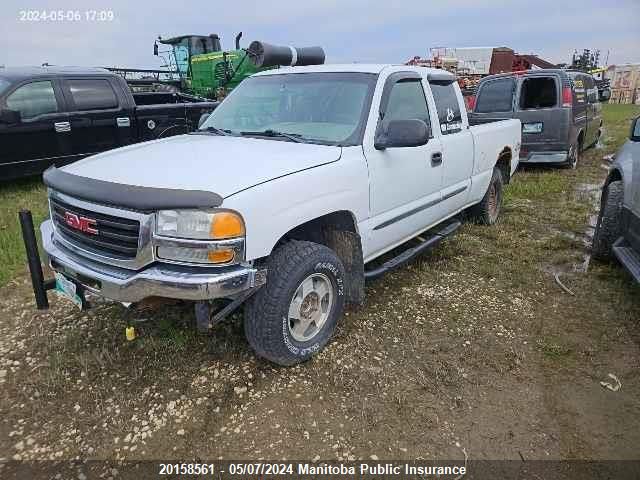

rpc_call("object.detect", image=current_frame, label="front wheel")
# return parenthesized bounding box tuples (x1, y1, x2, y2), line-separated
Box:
(469, 167, 504, 225)
(592, 180, 624, 261)
(244, 240, 345, 366)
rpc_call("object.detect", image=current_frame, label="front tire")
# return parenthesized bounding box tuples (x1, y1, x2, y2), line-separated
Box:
(244, 240, 345, 366)
(469, 167, 503, 225)
(592, 180, 624, 261)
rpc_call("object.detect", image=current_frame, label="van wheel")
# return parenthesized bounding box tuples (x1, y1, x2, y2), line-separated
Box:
(244, 240, 345, 366)
(592, 181, 624, 261)
(469, 167, 503, 225)
(565, 140, 581, 169)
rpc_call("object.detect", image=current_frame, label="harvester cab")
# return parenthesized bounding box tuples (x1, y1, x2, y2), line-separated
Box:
(154, 32, 325, 100)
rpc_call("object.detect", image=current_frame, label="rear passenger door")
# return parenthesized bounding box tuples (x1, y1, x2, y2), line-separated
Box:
(61, 77, 132, 156)
(429, 80, 474, 212)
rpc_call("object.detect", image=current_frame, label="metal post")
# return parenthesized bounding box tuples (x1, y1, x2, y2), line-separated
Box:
(18, 210, 49, 309)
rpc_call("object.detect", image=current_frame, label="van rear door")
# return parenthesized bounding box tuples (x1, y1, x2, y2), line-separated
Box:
(515, 73, 567, 154)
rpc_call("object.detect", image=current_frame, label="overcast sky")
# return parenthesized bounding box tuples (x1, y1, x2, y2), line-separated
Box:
(2, 0, 639, 69)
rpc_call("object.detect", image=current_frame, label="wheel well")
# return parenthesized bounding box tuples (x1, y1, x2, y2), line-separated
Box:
(496, 147, 512, 184)
(605, 168, 622, 187)
(273, 211, 365, 305)
(275, 211, 358, 246)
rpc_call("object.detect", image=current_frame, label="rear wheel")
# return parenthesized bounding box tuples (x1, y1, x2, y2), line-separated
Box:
(592, 180, 624, 261)
(565, 139, 582, 169)
(469, 167, 503, 225)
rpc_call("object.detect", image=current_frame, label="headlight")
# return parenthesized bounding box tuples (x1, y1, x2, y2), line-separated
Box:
(155, 210, 245, 265)
(156, 210, 245, 240)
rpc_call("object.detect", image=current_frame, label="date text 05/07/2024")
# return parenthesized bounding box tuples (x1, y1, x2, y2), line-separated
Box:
(19, 10, 115, 22)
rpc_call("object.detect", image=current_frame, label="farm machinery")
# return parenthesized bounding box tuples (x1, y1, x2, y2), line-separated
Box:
(110, 33, 325, 100)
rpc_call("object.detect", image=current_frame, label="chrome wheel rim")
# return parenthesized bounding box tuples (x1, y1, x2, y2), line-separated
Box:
(287, 273, 334, 342)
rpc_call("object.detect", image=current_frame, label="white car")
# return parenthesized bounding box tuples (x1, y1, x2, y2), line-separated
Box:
(40, 64, 521, 365)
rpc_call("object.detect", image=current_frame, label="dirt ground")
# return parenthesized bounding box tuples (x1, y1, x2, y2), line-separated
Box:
(1, 111, 639, 472)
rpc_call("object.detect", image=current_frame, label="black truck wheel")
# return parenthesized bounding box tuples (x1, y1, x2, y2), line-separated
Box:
(244, 240, 345, 366)
(469, 167, 503, 225)
(592, 180, 624, 261)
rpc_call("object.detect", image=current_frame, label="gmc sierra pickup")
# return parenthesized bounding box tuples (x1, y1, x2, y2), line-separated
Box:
(0, 66, 218, 181)
(38, 64, 521, 365)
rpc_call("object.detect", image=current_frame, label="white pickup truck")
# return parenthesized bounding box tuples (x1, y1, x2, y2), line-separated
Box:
(39, 64, 520, 365)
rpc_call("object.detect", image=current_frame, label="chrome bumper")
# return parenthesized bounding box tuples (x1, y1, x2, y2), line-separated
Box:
(519, 151, 569, 164)
(41, 220, 266, 303)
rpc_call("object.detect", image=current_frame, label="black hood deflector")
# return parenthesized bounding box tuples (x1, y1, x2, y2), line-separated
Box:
(43, 167, 223, 212)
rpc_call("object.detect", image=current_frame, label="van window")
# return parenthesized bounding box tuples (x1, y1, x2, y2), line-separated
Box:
(65, 79, 118, 110)
(6, 81, 59, 119)
(430, 82, 462, 134)
(475, 77, 515, 113)
(519, 77, 557, 109)
(584, 76, 598, 103)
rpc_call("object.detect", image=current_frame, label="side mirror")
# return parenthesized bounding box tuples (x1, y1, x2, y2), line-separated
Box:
(0, 109, 21, 124)
(631, 117, 640, 142)
(599, 88, 611, 102)
(375, 119, 429, 150)
(153, 41, 159, 56)
(198, 112, 211, 129)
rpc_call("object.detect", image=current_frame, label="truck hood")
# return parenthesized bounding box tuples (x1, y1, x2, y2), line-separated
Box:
(62, 134, 342, 198)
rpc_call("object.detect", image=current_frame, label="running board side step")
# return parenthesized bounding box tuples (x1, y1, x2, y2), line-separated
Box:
(612, 237, 640, 283)
(364, 220, 461, 281)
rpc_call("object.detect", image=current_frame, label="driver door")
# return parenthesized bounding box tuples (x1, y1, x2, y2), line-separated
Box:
(0, 79, 71, 178)
(363, 72, 444, 260)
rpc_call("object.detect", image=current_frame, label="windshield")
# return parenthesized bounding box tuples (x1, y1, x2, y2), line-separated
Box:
(0, 78, 11, 96)
(200, 72, 377, 145)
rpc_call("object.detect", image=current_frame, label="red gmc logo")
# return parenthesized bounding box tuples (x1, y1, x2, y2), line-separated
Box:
(64, 212, 98, 235)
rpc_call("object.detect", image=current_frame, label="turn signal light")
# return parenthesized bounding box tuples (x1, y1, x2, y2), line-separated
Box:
(207, 249, 235, 263)
(210, 212, 245, 239)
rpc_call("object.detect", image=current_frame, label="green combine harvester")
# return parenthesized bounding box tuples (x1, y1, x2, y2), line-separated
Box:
(151, 32, 325, 99)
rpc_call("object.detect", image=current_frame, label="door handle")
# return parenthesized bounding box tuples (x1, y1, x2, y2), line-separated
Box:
(54, 121, 71, 133)
(431, 152, 443, 165)
(117, 117, 131, 128)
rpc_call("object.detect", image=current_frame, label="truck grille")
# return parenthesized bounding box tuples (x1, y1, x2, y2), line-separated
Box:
(50, 198, 140, 259)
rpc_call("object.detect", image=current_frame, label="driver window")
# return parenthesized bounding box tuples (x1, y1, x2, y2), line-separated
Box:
(383, 80, 431, 130)
(6, 81, 59, 119)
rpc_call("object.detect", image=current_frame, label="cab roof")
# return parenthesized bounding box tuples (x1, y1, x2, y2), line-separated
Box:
(0, 66, 111, 83)
(253, 63, 456, 81)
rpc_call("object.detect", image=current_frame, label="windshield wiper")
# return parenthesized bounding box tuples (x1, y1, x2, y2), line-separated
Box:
(198, 126, 233, 136)
(240, 129, 306, 143)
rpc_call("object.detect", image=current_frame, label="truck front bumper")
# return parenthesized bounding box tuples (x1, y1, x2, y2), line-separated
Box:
(41, 220, 266, 303)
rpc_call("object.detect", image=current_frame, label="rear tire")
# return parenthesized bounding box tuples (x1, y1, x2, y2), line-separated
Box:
(564, 139, 582, 169)
(592, 180, 624, 261)
(469, 167, 503, 225)
(244, 240, 345, 366)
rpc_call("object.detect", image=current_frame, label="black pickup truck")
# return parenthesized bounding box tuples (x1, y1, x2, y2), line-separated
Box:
(0, 66, 218, 181)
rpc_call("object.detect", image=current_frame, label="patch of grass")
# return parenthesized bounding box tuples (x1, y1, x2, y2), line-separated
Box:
(0, 177, 48, 285)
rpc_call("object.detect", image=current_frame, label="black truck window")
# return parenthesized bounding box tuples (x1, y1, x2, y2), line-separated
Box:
(66, 79, 118, 111)
(6, 81, 59, 119)
(475, 78, 515, 113)
(430, 82, 462, 134)
(519, 77, 557, 109)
